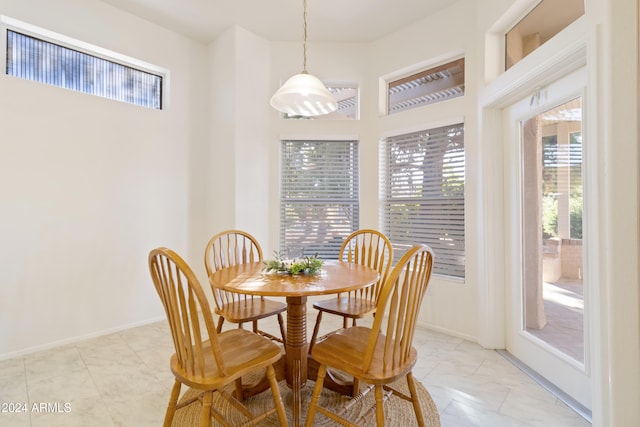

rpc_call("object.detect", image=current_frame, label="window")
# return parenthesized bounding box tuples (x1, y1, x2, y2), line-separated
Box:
(505, 0, 584, 70)
(280, 140, 359, 259)
(522, 97, 585, 362)
(387, 58, 464, 115)
(380, 124, 465, 278)
(284, 83, 359, 120)
(542, 130, 583, 240)
(5, 29, 163, 109)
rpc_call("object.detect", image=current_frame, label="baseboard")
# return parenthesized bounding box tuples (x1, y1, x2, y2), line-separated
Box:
(416, 321, 478, 343)
(0, 316, 166, 361)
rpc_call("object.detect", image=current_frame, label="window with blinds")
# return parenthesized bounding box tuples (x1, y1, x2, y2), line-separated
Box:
(5, 29, 163, 109)
(380, 123, 465, 278)
(280, 140, 359, 260)
(387, 58, 464, 115)
(284, 83, 358, 120)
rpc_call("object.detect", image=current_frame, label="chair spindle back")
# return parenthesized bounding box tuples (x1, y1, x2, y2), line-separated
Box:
(204, 230, 264, 310)
(362, 244, 434, 374)
(148, 247, 226, 378)
(339, 229, 393, 302)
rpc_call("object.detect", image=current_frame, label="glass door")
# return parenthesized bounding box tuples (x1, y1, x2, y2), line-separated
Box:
(504, 67, 591, 412)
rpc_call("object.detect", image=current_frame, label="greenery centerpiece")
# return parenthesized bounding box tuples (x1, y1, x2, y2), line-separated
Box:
(263, 251, 323, 275)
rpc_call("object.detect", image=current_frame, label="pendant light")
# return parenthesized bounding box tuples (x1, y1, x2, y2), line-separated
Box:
(270, 0, 338, 117)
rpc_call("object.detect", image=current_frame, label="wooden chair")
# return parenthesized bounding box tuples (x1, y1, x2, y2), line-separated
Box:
(308, 229, 393, 354)
(305, 244, 435, 427)
(204, 230, 287, 345)
(148, 247, 288, 427)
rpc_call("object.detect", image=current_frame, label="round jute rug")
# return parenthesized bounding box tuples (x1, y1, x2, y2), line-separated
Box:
(171, 371, 440, 426)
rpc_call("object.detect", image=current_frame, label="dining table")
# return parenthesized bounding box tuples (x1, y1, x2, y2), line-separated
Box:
(208, 260, 380, 427)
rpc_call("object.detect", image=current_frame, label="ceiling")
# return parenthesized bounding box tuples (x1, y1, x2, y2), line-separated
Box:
(99, 0, 459, 43)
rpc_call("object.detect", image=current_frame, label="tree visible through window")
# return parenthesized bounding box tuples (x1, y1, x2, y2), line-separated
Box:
(280, 140, 359, 260)
(542, 132, 583, 239)
(380, 124, 465, 278)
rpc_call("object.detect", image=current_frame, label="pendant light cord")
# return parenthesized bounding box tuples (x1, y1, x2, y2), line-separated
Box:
(302, 0, 308, 72)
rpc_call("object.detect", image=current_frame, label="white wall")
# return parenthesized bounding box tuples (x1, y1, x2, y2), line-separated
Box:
(199, 26, 272, 281)
(3, 1, 638, 423)
(591, 0, 640, 423)
(267, 40, 373, 252)
(0, 0, 208, 358)
(266, 1, 480, 340)
(371, 0, 480, 340)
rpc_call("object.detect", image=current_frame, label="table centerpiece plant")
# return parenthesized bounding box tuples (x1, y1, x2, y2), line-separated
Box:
(263, 250, 323, 275)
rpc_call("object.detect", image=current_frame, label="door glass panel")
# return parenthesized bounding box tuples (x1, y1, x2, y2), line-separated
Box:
(521, 97, 584, 363)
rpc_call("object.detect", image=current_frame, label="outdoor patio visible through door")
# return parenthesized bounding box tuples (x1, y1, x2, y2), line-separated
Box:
(504, 67, 591, 415)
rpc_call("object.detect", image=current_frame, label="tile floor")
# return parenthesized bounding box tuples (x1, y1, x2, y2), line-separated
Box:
(0, 313, 591, 427)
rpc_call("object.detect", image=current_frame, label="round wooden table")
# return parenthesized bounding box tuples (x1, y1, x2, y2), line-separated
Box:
(209, 260, 379, 427)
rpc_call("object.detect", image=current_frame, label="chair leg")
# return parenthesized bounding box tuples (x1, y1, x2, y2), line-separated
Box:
(352, 378, 360, 397)
(252, 320, 258, 333)
(200, 391, 213, 427)
(277, 313, 287, 347)
(216, 316, 225, 333)
(374, 385, 385, 426)
(234, 378, 244, 401)
(266, 365, 288, 427)
(407, 372, 426, 427)
(305, 364, 327, 427)
(342, 316, 348, 329)
(308, 311, 323, 355)
(163, 379, 181, 427)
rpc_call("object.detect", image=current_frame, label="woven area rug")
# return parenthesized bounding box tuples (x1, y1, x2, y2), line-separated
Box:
(171, 370, 440, 426)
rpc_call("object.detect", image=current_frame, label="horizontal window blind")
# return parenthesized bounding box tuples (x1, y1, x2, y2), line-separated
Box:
(6, 30, 162, 109)
(380, 124, 465, 278)
(280, 140, 359, 260)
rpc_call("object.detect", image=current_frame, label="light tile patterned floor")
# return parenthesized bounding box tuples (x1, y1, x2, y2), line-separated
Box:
(0, 313, 590, 426)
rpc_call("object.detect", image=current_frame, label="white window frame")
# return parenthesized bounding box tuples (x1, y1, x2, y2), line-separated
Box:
(2, 16, 168, 109)
(383, 56, 465, 115)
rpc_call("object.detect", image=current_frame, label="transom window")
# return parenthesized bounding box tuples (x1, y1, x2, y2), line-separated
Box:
(280, 140, 359, 259)
(387, 58, 465, 115)
(505, 0, 584, 70)
(380, 123, 465, 278)
(284, 83, 359, 120)
(5, 28, 163, 109)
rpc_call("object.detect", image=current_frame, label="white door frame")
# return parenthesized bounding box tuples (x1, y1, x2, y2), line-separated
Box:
(503, 67, 591, 409)
(478, 2, 640, 424)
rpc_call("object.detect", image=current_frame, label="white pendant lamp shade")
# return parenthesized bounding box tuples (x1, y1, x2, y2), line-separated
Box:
(270, 0, 338, 117)
(270, 72, 338, 117)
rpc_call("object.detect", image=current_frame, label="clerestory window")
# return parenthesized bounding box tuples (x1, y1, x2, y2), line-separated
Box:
(5, 26, 163, 109)
(387, 58, 464, 115)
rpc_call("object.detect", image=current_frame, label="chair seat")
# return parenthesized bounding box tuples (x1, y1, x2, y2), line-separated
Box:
(171, 328, 283, 389)
(313, 296, 377, 319)
(306, 245, 433, 427)
(311, 326, 417, 384)
(217, 297, 287, 323)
